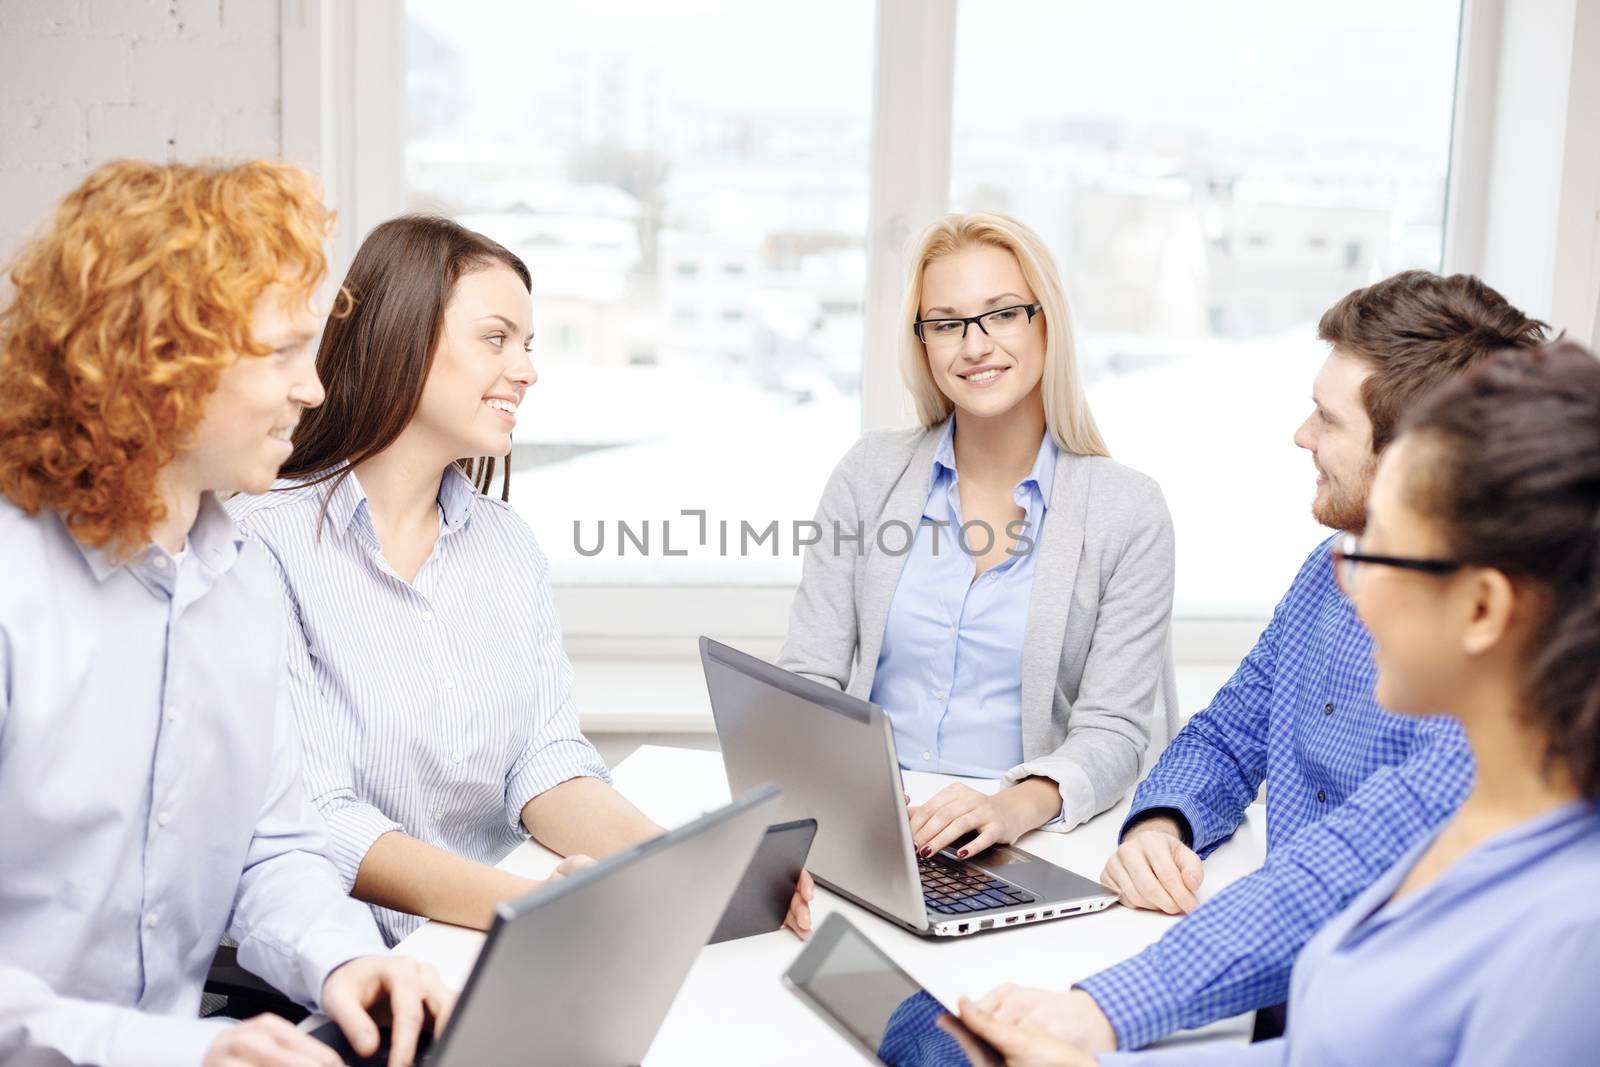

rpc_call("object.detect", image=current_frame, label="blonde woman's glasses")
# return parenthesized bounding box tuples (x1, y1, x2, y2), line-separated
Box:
(913, 303, 1041, 349)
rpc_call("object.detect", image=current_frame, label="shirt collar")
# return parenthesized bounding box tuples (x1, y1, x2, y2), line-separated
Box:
(324, 464, 479, 540)
(928, 415, 1059, 509)
(72, 491, 244, 587)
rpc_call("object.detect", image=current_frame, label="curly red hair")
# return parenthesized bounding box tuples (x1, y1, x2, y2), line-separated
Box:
(0, 159, 334, 555)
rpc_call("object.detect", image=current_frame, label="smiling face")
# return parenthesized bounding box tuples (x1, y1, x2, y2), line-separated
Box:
(918, 243, 1047, 423)
(409, 265, 536, 463)
(172, 284, 324, 496)
(1293, 347, 1377, 532)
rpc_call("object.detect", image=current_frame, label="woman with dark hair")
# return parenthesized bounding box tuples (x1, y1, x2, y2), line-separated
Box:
(227, 215, 669, 944)
(946, 341, 1600, 1065)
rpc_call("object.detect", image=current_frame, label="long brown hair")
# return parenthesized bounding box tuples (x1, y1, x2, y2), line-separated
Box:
(282, 214, 531, 528)
(1401, 341, 1600, 796)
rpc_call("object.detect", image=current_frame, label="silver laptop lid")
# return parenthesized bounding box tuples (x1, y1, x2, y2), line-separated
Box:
(433, 783, 780, 1067)
(699, 637, 927, 930)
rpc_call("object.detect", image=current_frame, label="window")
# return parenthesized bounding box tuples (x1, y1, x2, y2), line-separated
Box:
(950, 0, 1461, 614)
(405, 0, 873, 586)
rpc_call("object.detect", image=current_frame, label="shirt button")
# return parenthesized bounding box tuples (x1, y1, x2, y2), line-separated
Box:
(151, 556, 168, 569)
(922, 751, 932, 761)
(419, 610, 434, 622)
(433, 809, 444, 822)
(452, 752, 463, 764)
(165, 705, 179, 723)
(157, 810, 172, 827)
(1324, 702, 1334, 716)
(443, 679, 456, 690)
(1316, 789, 1327, 803)
(948, 626, 957, 636)
(144, 912, 160, 928)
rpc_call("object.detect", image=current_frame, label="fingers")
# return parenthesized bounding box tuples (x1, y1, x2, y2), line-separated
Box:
(212, 1016, 340, 1067)
(907, 783, 958, 840)
(553, 854, 597, 878)
(956, 825, 1000, 860)
(1177, 845, 1205, 892)
(923, 808, 986, 858)
(936, 1012, 1002, 1067)
(912, 788, 983, 853)
(1147, 842, 1199, 913)
(785, 886, 813, 938)
(417, 963, 455, 1038)
(379, 964, 425, 1067)
(797, 869, 815, 901)
(321, 965, 381, 1058)
(1122, 850, 1181, 914)
(975, 983, 1015, 1017)
(1099, 854, 1136, 907)
(957, 997, 1032, 1056)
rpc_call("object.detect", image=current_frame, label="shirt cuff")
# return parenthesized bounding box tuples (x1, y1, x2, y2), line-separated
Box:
(295, 919, 390, 1013)
(1076, 948, 1186, 1051)
(504, 738, 612, 831)
(1122, 791, 1217, 855)
(320, 801, 405, 892)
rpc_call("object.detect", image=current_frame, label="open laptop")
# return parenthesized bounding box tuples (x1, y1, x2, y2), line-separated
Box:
(313, 784, 780, 1066)
(700, 637, 1114, 938)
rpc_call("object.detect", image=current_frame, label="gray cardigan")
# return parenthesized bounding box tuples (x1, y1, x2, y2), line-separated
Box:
(776, 423, 1177, 830)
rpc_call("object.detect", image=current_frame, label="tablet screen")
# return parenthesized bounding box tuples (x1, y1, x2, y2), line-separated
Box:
(788, 916, 999, 1066)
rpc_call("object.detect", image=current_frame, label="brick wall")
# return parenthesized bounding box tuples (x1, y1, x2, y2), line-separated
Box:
(0, 0, 283, 262)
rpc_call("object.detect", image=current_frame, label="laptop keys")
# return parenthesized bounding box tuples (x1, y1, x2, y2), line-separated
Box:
(918, 854, 1037, 914)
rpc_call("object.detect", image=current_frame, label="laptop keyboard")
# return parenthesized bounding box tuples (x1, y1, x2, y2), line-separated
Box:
(919, 853, 1037, 914)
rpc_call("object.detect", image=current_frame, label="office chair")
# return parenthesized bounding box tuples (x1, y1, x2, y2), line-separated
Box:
(201, 941, 307, 1023)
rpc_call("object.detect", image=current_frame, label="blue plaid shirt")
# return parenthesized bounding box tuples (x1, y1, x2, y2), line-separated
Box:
(1077, 538, 1475, 1050)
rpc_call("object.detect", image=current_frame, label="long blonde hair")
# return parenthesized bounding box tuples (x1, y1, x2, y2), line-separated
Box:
(897, 211, 1108, 457)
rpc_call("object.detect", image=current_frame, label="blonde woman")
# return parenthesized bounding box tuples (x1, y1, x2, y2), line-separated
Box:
(778, 212, 1176, 861)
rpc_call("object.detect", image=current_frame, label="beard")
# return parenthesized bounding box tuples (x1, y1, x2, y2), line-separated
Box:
(1312, 457, 1376, 533)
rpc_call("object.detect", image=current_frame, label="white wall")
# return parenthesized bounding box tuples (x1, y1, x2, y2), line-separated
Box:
(0, 0, 284, 262)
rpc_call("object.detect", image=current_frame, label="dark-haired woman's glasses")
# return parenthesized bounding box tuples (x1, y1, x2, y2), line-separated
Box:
(1331, 532, 1462, 595)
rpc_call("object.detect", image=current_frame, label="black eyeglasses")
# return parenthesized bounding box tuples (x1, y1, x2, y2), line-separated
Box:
(1331, 532, 1462, 594)
(913, 303, 1041, 347)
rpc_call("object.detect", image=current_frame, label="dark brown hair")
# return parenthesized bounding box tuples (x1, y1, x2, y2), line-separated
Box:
(1400, 340, 1600, 797)
(1318, 270, 1548, 452)
(281, 214, 530, 525)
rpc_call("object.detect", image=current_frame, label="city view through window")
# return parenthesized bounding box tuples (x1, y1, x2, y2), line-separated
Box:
(406, 0, 1461, 614)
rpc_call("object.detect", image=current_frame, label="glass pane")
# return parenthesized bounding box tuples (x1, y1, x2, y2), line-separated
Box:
(406, 0, 873, 584)
(951, 0, 1461, 614)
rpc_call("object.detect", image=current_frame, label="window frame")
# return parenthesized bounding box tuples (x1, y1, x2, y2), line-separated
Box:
(284, 0, 1567, 662)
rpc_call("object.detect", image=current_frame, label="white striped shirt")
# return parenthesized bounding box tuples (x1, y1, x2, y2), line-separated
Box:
(228, 466, 609, 943)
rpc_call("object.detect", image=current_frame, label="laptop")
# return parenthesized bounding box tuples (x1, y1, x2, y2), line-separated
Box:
(313, 784, 780, 1066)
(699, 637, 1114, 938)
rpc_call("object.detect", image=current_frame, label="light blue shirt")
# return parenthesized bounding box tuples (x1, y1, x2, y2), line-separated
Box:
(0, 495, 384, 1067)
(229, 467, 611, 943)
(870, 418, 1055, 779)
(1105, 799, 1600, 1066)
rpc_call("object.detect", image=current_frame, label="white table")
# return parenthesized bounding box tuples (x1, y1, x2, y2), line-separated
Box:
(393, 745, 1268, 1063)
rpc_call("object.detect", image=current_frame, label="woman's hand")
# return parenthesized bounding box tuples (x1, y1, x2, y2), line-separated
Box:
(908, 778, 1060, 858)
(783, 869, 817, 939)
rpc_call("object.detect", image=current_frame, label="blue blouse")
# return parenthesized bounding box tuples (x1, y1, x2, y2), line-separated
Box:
(870, 417, 1055, 780)
(1104, 799, 1600, 1066)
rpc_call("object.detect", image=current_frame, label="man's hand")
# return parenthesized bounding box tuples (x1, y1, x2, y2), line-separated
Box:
(1100, 815, 1203, 914)
(943, 997, 1100, 1067)
(321, 955, 454, 1067)
(975, 986, 1117, 1053)
(783, 869, 817, 939)
(908, 779, 1057, 858)
(203, 1014, 342, 1067)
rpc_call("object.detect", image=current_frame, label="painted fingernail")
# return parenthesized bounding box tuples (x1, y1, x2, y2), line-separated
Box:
(957, 849, 968, 858)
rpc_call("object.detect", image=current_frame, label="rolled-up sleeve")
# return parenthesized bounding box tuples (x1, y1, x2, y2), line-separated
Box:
(503, 539, 609, 830)
(1005, 476, 1176, 829)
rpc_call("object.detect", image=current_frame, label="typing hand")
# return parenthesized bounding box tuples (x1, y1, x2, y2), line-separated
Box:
(974, 986, 1117, 1054)
(783, 869, 817, 940)
(947, 997, 1101, 1067)
(1099, 816, 1203, 914)
(908, 781, 1043, 859)
(321, 955, 454, 1067)
(204, 1014, 343, 1067)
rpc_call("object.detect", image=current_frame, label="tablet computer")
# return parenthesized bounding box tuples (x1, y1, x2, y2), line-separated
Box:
(784, 912, 1001, 1065)
(710, 817, 817, 944)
